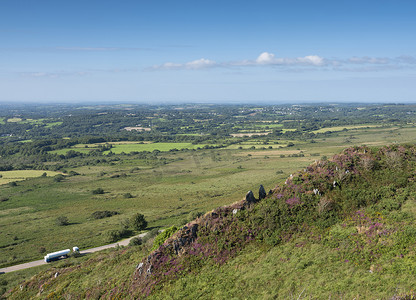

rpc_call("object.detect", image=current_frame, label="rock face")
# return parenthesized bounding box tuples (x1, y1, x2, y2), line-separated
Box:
(131, 186, 271, 297)
(130, 196, 250, 297)
(259, 185, 267, 200)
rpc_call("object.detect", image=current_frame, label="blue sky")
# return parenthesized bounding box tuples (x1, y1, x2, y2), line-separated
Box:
(1, 0, 415, 103)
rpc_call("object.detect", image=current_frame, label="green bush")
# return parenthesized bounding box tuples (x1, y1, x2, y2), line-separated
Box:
(151, 226, 178, 251)
(187, 211, 203, 222)
(107, 228, 131, 243)
(55, 216, 69, 226)
(129, 237, 142, 246)
(54, 174, 65, 182)
(92, 188, 104, 194)
(142, 228, 160, 244)
(91, 210, 119, 219)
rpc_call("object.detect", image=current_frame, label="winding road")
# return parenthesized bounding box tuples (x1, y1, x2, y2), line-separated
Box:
(0, 232, 148, 274)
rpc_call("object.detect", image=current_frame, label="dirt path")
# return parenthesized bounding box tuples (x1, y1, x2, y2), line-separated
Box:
(0, 232, 148, 274)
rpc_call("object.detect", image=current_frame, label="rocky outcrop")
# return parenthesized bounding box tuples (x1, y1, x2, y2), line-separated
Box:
(244, 190, 256, 204)
(131, 185, 268, 297)
(259, 185, 267, 200)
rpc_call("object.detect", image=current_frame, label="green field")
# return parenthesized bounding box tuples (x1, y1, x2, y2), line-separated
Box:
(104, 142, 212, 153)
(0, 170, 63, 185)
(51, 142, 213, 155)
(0, 117, 63, 127)
(254, 123, 283, 128)
(311, 124, 380, 133)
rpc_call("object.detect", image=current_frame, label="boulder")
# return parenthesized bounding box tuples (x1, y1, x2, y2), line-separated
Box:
(245, 190, 256, 204)
(259, 185, 267, 200)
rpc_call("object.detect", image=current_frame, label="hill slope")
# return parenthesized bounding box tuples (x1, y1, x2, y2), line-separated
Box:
(5, 145, 416, 299)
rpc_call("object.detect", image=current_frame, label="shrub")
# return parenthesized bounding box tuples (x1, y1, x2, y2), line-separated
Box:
(187, 211, 204, 222)
(8, 181, 17, 187)
(92, 188, 104, 195)
(107, 228, 131, 243)
(130, 213, 148, 231)
(54, 174, 65, 182)
(68, 170, 80, 176)
(151, 226, 178, 251)
(56, 216, 69, 226)
(91, 210, 119, 219)
(142, 228, 160, 244)
(129, 237, 142, 246)
(123, 193, 134, 198)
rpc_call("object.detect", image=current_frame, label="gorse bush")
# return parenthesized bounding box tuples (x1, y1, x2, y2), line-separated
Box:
(55, 216, 69, 226)
(91, 210, 119, 219)
(107, 228, 131, 243)
(151, 226, 178, 251)
(92, 188, 104, 194)
(129, 237, 142, 246)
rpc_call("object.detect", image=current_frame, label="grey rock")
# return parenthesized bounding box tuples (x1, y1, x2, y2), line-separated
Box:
(147, 265, 153, 275)
(245, 190, 256, 204)
(259, 185, 267, 200)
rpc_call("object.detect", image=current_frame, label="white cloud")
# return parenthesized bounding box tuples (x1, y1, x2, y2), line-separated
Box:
(185, 58, 217, 69)
(256, 52, 276, 64)
(20, 71, 89, 78)
(348, 56, 389, 64)
(151, 52, 416, 72)
(300, 55, 324, 66)
(151, 58, 217, 70)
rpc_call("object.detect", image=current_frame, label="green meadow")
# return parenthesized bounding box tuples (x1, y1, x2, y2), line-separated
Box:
(51, 142, 213, 155)
(311, 124, 381, 133)
(0, 170, 63, 185)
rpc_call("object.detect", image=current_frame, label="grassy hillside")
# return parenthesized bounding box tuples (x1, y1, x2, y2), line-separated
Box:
(5, 144, 416, 299)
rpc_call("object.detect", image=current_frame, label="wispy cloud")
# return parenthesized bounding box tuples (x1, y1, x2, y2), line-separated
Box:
(56, 47, 150, 52)
(154, 58, 218, 70)
(19, 71, 90, 78)
(149, 52, 416, 72)
(0, 46, 151, 53)
(19, 67, 140, 78)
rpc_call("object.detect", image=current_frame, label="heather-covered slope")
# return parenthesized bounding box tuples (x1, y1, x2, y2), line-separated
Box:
(6, 145, 416, 299)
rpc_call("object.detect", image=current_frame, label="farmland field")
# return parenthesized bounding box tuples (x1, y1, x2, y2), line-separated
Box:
(0, 170, 63, 185)
(311, 124, 381, 133)
(50, 142, 213, 155)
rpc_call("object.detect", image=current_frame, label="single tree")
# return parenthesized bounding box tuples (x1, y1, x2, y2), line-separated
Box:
(130, 213, 147, 231)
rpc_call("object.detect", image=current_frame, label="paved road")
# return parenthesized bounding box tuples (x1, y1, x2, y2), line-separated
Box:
(0, 232, 148, 274)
